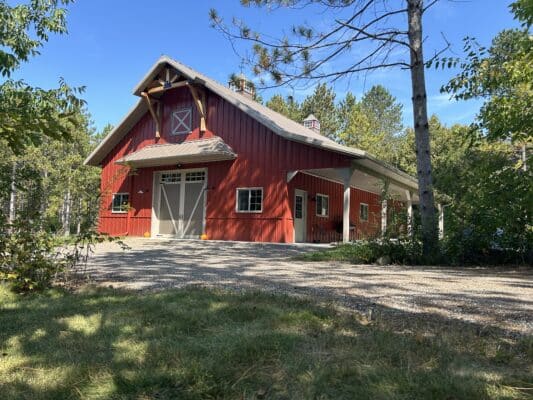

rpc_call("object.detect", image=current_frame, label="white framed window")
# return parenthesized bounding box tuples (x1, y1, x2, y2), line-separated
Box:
(360, 203, 369, 221)
(185, 171, 206, 182)
(161, 172, 181, 183)
(236, 188, 263, 213)
(171, 107, 192, 135)
(112, 193, 129, 213)
(316, 193, 329, 217)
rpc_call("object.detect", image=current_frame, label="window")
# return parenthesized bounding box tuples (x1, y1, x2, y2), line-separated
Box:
(161, 172, 181, 183)
(295, 195, 303, 219)
(316, 194, 329, 217)
(171, 107, 192, 135)
(112, 193, 129, 213)
(236, 188, 263, 213)
(185, 171, 206, 182)
(360, 203, 369, 221)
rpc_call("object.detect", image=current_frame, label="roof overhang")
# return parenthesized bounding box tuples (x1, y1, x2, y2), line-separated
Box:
(300, 167, 419, 203)
(115, 137, 236, 168)
(84, 56, 418, 196)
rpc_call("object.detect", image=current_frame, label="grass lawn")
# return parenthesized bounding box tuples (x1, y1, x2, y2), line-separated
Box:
(0, 284, 531, 399)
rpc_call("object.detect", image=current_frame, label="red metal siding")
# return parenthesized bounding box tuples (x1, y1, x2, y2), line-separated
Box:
(288, 173, 382, 242)
(98, 86, 363, 242)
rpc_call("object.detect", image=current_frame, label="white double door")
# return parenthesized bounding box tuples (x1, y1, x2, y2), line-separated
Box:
(154, 169, 206, 238)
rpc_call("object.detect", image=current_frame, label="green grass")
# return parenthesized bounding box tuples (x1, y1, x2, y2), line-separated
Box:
(296, 243, 371, 263)
(0, 284, 531, 399)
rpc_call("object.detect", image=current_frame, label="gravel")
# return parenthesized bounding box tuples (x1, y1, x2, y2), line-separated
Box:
(85, 238, 533, 336)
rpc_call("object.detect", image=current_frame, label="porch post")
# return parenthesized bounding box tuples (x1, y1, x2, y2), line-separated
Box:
(406, 190, 413, 236)
(381, 199, 388, 237)
(339, 167, 355, 243)
(438, 203, 444, 239)
(343, 180, 350, 243)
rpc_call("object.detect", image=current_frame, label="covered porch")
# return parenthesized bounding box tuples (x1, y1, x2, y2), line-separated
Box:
(288, 156, 434, 243)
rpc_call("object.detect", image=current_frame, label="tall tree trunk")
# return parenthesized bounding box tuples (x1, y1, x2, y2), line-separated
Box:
(63, 187, 71, 237)
(39, 169, 49, 230)
(76, 198, 82, 235)
(8, 163, 17, 225)
(407, 0, 438, 256)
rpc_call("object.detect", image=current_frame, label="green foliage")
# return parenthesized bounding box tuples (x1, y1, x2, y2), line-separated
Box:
(300, 238, 424, 265)
(0, 0, 72, 77)
(0, 219, 65, 291)
(510, 0, 533, 27)
(265, 93, 303, 121)
(0, 109, 101, 235)
(0, 78, 85, 153)
(439, 142, 532, 265)
(442, 29, 532, 143)
(300, 83, 339, 139)
(0, 0, 84, 153)
(338, 85, 405, 166)
(0, 217, 127, 292)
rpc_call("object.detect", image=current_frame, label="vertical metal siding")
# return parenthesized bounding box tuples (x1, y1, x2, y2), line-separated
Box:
(99, 86, 364, 242)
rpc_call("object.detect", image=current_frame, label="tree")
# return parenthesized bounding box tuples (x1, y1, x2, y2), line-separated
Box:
(439, 1, 531, 143)
(265, 94, 302, 121)
(300, 83, 339, 139)
(339, 85, 404, 166)
(211, 0, 442, 257)
(360, 85, 403, 139)
(0, 0, 84, 153)
(0, 109, 101, 234)
(442, 28, 532, 143)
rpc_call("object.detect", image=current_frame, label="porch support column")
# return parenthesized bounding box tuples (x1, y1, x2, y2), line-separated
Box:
(381, 199, 388, 237)
(438, 203, 444, 239)
(339, 167, 356, 243)
(406, 190, 413, 236)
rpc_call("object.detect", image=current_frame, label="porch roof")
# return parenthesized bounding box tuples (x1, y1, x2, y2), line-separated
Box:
(295, 166, 419, 203)
(115, 137, 236, 168)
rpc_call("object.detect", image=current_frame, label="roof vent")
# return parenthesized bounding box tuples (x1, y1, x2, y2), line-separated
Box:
(228, 73, 255, 99)
(303, 114, 320, 134)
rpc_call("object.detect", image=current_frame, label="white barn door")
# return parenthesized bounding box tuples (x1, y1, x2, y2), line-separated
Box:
(154, 169, 206, 238)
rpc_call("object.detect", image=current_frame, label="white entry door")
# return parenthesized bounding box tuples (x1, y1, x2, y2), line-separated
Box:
(154, 169, 206, 238)
(294, 189, 307, 243)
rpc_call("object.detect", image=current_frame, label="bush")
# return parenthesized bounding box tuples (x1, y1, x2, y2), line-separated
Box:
(0, 218, 127, 292)
(0, 220, 66, 291)
(301, 237, 426, 265)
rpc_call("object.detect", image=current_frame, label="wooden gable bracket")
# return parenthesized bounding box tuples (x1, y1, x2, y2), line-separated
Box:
(140, 92, 161, 138)
(187, 84, 207, 132)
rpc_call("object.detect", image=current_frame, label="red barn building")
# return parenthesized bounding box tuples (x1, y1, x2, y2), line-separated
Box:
(85, 56, 419, 243)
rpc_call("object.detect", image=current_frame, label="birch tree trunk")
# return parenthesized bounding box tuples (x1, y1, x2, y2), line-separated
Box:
(63, 187, 71, 237)
(407, 0, 438, 256)
(76, 198, 82, 235)
(8, 163, 16, 225)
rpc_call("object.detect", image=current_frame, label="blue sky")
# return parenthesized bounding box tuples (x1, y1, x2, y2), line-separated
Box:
(11, 0, 519, 133)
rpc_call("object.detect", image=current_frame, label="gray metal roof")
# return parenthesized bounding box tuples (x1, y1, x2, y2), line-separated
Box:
(115, 137, 236, 168)
(84, 55, 418, 191)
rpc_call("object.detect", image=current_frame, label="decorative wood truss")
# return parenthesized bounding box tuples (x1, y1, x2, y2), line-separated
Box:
(140, 66, 207, 138)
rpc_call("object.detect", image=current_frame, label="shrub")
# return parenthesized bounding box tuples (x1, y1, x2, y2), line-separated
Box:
(302, 237, 425, 265)
(0, 218, 126, 292)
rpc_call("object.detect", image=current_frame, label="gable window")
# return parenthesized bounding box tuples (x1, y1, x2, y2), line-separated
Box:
(112, 193, 129, 213)
(171, 107, 192, 135)
(236, 188, 263, 213)
(316, 194, 329, 217)
(360, 203, 369, 221)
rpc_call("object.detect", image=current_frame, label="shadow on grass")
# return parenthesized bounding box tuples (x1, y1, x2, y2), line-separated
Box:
(0, 285, 531, 400)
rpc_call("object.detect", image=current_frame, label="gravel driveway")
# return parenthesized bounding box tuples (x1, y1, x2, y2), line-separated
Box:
(86, 238, 533, 335)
